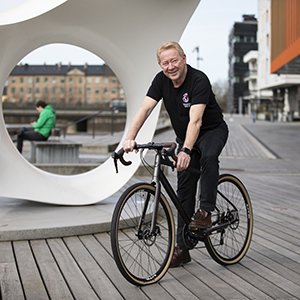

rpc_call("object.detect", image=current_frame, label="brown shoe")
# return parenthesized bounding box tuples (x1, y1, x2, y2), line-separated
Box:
(189, 209, 212, 229)
(169, 246, 191, 268)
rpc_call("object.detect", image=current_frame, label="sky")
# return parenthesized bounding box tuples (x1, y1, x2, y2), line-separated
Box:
(0, 0, 257, 84)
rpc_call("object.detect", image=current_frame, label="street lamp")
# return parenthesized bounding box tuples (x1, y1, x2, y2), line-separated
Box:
(193, 46, 203, 69)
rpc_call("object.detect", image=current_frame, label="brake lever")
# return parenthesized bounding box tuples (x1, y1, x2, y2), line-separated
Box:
(111, 149, 132, 173)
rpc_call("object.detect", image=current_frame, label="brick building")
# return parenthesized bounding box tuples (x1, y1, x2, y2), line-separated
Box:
(5, 63, 125, 106)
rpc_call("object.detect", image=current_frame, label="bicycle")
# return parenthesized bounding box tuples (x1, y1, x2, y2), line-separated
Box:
(111, 142, 253, 286)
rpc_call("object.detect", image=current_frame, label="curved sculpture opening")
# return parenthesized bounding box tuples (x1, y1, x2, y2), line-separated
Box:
(2, 43, 126, 175)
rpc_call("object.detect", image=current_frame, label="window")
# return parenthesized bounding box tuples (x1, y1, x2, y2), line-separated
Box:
(234, 35, 240, 43)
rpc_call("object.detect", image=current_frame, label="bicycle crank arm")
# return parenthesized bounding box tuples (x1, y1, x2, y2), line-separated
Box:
(191, 220, 234, 237)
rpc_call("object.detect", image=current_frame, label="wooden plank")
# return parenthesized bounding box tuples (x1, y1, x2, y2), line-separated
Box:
(250, 240, 300, 276)
(30, 240, 73, 300)
(165, 265, 223, 300)
(192, 247, 273, 299)
(63, 236, 123, 300)
(99, 232, 199, 300)
(183, 259, 247, 300)
(254, 218, 300, 247)
(254, 227, 300, 257)
(47, 238, 99, 300)
(13, 240, 48, 300)
(237, 255, 300, 299)
(80, 234, 149, 300)
(254, 214, 300, 240)
(0, 242, 24, 300)
(89, 232, 174, 300)
(253, 233, 300, 264)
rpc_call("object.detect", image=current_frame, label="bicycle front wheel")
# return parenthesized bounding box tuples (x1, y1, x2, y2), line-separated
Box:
(205, 174, 253, 265)
(111, 183, 175, 286)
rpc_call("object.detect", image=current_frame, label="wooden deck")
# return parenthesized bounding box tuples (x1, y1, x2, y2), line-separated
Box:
(1, 117, 300, 299)
(1, 171, 300, 300)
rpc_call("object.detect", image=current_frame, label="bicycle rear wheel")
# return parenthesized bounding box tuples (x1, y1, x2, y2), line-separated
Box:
(111, 183, 175, 286)
(205, 174, 253, 265)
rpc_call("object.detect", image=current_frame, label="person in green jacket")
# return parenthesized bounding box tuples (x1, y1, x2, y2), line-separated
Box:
(17, 100, 56, 153)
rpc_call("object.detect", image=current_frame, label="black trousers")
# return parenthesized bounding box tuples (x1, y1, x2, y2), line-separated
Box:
(176, 121, 229, 249)
(17, 127, 47, 153)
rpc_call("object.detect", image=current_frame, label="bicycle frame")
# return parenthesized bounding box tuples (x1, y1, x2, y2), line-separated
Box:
(112, 143, 240, 238)
(148, 150, 191, 235)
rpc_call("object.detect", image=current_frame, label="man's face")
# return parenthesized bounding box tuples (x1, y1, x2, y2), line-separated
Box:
(159, 48, 186, 82)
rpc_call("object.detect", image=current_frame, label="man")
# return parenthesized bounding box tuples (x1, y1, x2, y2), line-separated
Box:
(123, 41, 228, 268)
(17, 100, 56, 153)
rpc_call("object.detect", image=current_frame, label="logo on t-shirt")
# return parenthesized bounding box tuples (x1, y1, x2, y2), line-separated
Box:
(182, 93, 191, 108)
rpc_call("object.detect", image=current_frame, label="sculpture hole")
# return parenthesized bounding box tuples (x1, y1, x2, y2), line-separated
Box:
(2, 43, 126, 175)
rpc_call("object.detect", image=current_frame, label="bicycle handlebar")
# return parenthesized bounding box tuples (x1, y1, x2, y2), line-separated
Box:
(112, 142, 177, 173)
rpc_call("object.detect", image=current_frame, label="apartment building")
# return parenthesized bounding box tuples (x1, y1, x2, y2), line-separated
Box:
(5, 63, 125, 107)
(257, 0, 300, 121)
(228, 14, 258, 114)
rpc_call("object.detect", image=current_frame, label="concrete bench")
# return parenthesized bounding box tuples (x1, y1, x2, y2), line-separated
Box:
(31, 140, 82, 164)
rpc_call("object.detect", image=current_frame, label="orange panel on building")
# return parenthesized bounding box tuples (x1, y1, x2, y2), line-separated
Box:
(271, 0, 300, 73)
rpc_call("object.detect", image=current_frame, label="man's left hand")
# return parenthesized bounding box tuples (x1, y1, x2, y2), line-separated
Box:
(176, 151, 191, 171)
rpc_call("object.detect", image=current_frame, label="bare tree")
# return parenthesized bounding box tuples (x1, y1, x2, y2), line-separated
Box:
(212, 79, 228, 113)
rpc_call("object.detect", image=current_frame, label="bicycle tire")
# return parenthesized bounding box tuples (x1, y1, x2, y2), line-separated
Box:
(205, 174, 253, 265)
(111, 183, 175, 286)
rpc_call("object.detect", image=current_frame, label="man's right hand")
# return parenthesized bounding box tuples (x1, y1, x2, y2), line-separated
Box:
(123, 139, 137, 153)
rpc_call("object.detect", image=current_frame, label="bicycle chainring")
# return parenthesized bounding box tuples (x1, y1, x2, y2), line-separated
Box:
(182, 224, 198, 250)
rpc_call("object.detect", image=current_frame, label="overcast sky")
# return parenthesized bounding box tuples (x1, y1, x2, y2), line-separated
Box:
(1, 0, 257, 84)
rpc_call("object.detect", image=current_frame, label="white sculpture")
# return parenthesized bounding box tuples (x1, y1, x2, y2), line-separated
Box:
(0, 0, 200, 204)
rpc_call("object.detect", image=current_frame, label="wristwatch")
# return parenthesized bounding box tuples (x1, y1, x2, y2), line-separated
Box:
(180, 147, 191, 156)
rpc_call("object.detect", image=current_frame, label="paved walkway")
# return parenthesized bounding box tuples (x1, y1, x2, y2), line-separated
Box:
(1, 115, 300, 299)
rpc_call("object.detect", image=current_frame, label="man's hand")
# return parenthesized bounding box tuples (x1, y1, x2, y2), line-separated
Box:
(123, 139, 137, 153)
(176, 151, 191, 171)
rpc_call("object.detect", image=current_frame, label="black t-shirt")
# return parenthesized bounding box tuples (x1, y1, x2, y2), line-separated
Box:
(146, 65, 224, 141)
